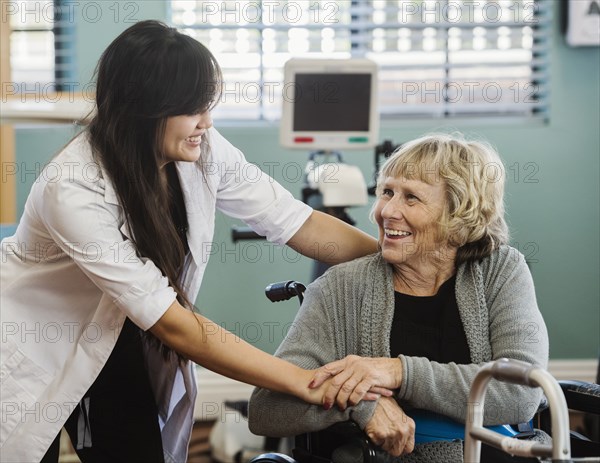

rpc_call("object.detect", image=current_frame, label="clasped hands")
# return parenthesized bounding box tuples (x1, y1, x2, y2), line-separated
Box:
(306, 355, 415, 457)
(310, 354, 403, 409)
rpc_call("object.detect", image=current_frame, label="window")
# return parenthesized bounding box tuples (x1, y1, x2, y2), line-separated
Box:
(8, 0, 76, 93)
(170, 0, 551, 121)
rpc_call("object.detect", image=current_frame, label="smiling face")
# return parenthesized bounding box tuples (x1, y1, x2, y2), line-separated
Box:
(374, 175, 450, 268)
(162, 111, 213, 164)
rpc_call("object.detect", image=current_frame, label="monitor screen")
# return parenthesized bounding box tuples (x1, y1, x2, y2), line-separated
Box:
(293, 73, 372, 132)
(280, 59, 379, 150)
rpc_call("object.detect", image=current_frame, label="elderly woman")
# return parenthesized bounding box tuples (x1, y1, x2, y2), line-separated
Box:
(248, 133, 549, 462)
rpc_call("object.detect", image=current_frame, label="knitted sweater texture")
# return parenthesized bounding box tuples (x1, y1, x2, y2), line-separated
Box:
(249, 246, 549, 457)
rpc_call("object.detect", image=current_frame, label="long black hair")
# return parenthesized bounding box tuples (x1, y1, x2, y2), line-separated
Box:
(87, 20, 222, 355)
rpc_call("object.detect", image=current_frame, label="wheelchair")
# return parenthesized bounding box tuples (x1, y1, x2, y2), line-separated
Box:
(248, 282, 600, 463)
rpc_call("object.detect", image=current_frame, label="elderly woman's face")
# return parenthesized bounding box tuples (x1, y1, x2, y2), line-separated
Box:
(374, 176, 447, 267)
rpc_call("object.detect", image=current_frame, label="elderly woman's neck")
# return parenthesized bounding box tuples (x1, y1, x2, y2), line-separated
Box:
(392, 249, 457, 296)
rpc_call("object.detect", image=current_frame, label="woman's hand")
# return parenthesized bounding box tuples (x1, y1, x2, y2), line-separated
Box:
(365, 397, 415, 457)
(310, 355, 403, 410)
(298, 368, 391, 407)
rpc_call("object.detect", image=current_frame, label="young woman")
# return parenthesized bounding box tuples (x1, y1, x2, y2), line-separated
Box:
(0, 21, 381, 463)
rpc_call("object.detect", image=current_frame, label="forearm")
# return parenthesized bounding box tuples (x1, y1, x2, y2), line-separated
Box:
(287, 210, 377, 264)
(150, 301, 317, 402)
(249, 388, 370, 437)
(398, 357, 543, 425)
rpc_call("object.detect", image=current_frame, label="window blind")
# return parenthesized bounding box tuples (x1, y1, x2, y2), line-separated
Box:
(169, 0, 551, 122)
(9, 0, 77, 93)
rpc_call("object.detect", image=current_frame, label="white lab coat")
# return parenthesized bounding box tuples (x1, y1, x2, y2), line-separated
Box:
(0, 128, 312, 463)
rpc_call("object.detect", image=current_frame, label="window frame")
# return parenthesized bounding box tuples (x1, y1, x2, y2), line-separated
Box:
(169, 0, 552, 125)
(7, 0, 77, 94)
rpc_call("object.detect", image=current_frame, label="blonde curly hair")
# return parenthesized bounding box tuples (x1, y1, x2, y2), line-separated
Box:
(374, 133, 509, 264)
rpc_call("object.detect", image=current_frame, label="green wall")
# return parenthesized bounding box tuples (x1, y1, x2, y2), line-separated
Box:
(12, 1, 599, 359)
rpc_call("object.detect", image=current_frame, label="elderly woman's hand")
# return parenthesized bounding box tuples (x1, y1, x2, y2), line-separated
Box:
(365, 396, 415, 457)
(310, 355, 402, 410)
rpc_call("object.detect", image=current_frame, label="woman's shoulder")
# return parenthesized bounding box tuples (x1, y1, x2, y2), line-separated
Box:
(458, 245, 529, 295)
(461, 245, 525, 271)
(305, 253, 389, 319)
(46, 132, 99, 178)
(204, 127, 240, 158)
(483, 244, 526, 270)
(40, 132, 114, 204)
(317, 252, 387, 284)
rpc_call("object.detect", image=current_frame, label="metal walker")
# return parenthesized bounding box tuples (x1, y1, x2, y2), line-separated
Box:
(464, 358, 599, 463)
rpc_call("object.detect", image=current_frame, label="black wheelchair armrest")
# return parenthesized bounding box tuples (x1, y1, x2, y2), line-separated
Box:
(537, 379, 600, 458)
(323, 421, 365, 437)
(558, 380, 600, 415)
(294, 421, 381, 463)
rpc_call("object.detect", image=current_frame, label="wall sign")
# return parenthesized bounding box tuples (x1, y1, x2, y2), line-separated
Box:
(566, 0, 600, 46)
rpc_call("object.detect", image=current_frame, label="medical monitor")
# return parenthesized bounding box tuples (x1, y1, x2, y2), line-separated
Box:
(280, 58, 379, 150)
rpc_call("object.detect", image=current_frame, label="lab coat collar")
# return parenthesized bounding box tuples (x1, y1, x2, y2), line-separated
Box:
(96, 164, 133, 241)
(173, 161, 207, 276)
(101, 168, 119, 206)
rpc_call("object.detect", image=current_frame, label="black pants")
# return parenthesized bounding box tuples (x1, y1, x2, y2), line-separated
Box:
(41, 319, 165, 463)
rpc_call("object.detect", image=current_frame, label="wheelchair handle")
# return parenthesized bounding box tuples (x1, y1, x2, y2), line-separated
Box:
(265, 281, 306, 304)
(249, 453, 297, 463)
(231, 225, 264, 242)
(464, 358, 571, 463)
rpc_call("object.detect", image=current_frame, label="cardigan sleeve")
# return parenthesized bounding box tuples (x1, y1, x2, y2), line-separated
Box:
(248, 277, 378, 437)
(397, 247, 549, 425)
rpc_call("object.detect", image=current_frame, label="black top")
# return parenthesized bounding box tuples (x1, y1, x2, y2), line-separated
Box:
(389, 276, 471, 364)
(389, 279, 534, 462)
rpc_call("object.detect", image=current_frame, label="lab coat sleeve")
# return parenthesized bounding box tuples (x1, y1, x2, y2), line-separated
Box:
(39, 169, 177, 331)
(209, 128, 312, 246)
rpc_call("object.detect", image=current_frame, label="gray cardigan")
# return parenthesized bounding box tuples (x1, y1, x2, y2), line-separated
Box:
(249, 246, 549, 443)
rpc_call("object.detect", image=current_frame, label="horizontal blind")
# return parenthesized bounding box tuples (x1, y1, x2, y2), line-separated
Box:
(170, 0, 551, 121)
(9, 0, 77, 93)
